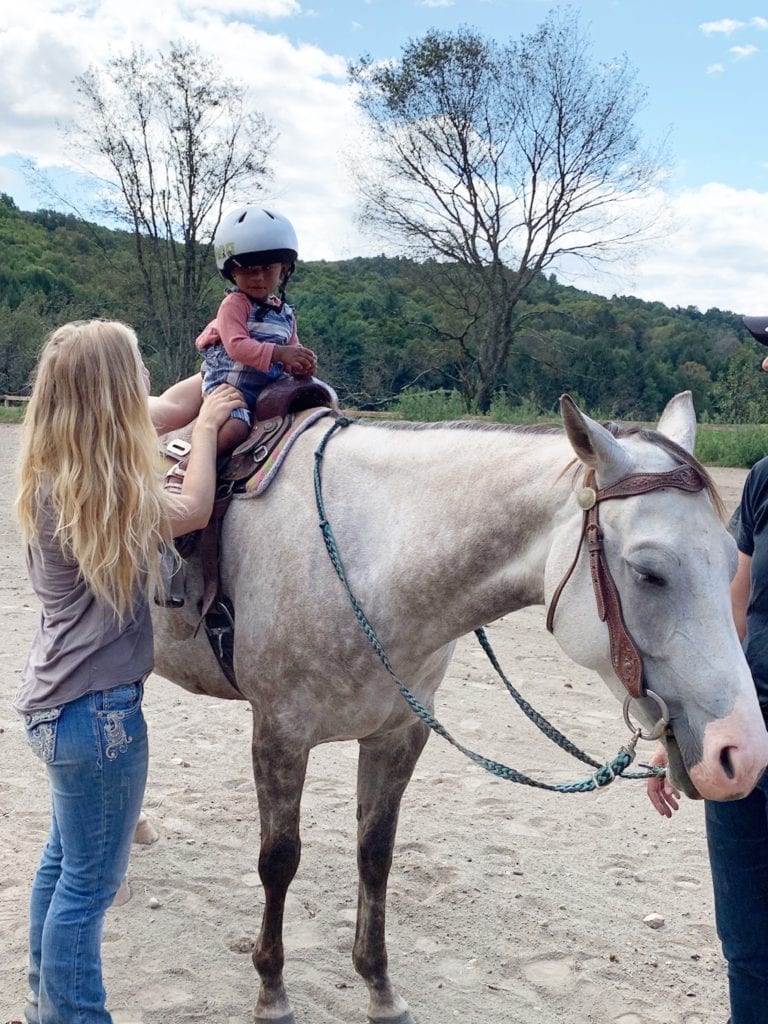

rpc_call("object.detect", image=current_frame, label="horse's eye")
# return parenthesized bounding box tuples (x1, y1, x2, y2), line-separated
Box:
(629, 565, 666, 588)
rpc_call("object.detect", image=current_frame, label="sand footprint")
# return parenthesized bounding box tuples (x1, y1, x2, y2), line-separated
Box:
(397, 839, 430, 854)
(434, 956, 481, 991)
(522, 956, 575, 992)
(673, 873, 701, 891)
(603, 858, 640, 880)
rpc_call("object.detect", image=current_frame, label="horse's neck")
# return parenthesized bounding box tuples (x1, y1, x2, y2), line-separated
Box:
(334, 423, 576, 645)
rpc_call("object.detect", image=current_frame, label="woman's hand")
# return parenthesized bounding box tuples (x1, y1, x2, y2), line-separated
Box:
(645, 745, 681, 818)
(166, 385, 245, 537)
(192, 384, 246, 433)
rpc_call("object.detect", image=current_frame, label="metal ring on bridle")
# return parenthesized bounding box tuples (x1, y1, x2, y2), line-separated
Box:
(622, 689, 670, 741)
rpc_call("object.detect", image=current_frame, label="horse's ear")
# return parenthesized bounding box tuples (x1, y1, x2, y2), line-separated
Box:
(560, 394, 633, 478)
(656, 391, 696, 454)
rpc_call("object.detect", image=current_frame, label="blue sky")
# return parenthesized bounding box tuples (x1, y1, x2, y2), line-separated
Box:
(2, 0, 768, 314)
(287, 1, 767, 193)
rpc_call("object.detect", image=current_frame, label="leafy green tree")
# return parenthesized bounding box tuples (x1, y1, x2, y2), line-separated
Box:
(0, 185, 757, 424)
(69, 41, 274, 384)
(711, 344, 768, 424)
(349, 10, 664, 410)
(676, 361, 712, 418)
(0, 296, 52, 395)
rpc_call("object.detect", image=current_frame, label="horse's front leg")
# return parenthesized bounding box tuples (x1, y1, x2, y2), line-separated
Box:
(250, 719, 310, 1024)
(355, 718, 430, 1024)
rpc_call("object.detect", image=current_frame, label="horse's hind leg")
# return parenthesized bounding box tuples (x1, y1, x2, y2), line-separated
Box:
(250, 728, 310, 1024)
(354, 719, 430, 1024)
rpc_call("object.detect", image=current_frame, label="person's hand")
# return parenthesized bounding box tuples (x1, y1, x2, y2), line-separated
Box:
(645, 744, 681, 818)
(275, 344, 317, 377)
(194, 384, 246, 431)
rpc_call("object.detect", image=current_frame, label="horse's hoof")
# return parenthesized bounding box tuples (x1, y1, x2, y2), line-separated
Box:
(254, 1015, 296, 1024)
(368, 1013, 415, 1024)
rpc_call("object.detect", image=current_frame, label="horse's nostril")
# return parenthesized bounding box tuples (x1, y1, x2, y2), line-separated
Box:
(720, 746, 736, 781)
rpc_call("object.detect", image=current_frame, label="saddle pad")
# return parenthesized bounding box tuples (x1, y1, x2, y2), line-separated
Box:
(234, 407, 333, 498)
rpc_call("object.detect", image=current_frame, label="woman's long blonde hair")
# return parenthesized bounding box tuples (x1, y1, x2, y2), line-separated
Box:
(16, 319, 170, 618)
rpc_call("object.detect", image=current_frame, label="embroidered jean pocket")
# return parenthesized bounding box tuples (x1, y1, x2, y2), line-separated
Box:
(22, 707, 62, 764)
(98, 681, 144, 761)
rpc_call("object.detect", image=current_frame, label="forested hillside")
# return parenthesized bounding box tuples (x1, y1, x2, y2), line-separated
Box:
(1, 192, 764, 422)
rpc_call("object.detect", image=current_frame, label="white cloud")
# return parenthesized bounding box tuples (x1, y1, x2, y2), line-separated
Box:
(0, 1, 360, 257)
(418, 0, 455, 7)
(185, 0, 300, 13)
(730, 44, 758, 59)
(700, 19, 744, 35)
(564, 183, 768, 315)
(706, 63, 725, 74)
(5, 3, 768, 319)
(752, 16, 768, 29)
(0, 0, 308, 169)
(0, 164, 18, 195)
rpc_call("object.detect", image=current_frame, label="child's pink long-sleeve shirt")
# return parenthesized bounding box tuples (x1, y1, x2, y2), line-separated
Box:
(196, 291, 299, 373)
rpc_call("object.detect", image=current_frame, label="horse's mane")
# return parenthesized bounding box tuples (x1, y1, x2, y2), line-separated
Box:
(596, 423, 725, 519)
(358, 418, 561, 434)
(360, 418, 725, 518)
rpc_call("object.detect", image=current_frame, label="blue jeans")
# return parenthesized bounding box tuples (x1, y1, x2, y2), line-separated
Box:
(21, 681, 148, 1024)
(706, 773, 768, 1024)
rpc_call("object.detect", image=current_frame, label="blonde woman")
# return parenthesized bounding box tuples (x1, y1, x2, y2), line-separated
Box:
(14, 320, 243, 1024)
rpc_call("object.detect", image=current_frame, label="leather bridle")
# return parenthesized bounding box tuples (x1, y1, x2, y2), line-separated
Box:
(545, 463, 707, 738)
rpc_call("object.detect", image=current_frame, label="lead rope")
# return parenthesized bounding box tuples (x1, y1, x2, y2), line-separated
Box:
(314, 418, 663, 792)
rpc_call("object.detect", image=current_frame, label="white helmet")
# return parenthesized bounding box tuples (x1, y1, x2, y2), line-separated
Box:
(214, 206, 299, 281)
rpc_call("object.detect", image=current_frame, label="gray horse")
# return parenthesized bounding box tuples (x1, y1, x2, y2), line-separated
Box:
(151, 392, 768, 1024)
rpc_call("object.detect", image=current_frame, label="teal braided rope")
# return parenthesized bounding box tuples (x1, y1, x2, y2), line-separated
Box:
(474, 626, 603, 768)
(313, 418, 655, 793)
(474, 627, 664, 781)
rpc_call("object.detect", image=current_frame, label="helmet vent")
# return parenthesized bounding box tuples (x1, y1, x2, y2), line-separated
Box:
(264, 210, 276, 220)
(237, 212, 247, 223)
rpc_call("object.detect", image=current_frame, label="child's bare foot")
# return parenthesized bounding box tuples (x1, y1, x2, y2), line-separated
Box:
(111, 877, 131, 907)
(133, 811, 158, 845)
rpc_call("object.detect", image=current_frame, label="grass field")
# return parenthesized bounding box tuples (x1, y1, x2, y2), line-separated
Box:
(0, 406, 26, 425)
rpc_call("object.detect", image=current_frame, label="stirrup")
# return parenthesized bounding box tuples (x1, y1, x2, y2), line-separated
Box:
(203, 596, 235, 675)
(201, 596, 239, 690)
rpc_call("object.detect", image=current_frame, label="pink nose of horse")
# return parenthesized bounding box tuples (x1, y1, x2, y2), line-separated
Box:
(691, 702, 768, 801)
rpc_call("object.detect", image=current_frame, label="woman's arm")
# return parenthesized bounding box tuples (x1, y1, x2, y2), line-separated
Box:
(732, 550, 752, 642)
(148, 375, 204, 434)
(165, 385, 244, 537)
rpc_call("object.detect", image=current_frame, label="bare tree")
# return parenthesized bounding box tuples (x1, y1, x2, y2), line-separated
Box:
(70, 41, 274, 383)
(350, 11, 666, 410)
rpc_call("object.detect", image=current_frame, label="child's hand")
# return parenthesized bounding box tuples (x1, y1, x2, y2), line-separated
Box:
(275, 344, 317, 377)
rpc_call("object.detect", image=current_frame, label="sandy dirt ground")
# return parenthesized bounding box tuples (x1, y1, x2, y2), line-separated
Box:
(0, 420, 752, 1024)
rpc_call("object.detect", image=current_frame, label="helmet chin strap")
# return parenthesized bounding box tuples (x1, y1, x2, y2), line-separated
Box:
(278, 262, 296, 305)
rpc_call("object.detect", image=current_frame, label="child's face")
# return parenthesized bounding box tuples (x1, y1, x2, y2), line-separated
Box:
(231, 262, 287, 300)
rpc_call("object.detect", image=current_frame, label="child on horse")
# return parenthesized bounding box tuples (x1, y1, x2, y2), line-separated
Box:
(197, 206, 317, 455)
